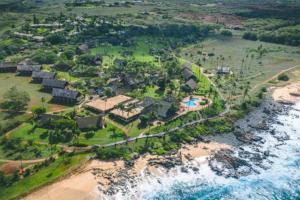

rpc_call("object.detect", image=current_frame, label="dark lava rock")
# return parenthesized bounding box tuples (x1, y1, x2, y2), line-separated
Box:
(234, 131, 263, 144)
(209, 149, 254, 178)
(181, 166, 189, 173)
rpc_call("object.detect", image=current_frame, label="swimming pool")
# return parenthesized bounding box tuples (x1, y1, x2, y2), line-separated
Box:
(184, 98, 199, 107)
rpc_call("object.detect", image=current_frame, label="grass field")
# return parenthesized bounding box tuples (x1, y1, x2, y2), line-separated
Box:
(0, 153, 90, 200)
(0, 73, 66, 112)
(180, 35, 300, 100)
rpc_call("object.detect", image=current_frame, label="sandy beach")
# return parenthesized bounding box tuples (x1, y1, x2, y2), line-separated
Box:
(272, 81, 300, 104)
(23, 142, 230, 200)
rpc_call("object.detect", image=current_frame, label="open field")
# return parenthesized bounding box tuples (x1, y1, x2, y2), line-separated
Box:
(180, 35, 300, 100)
(0, 73, 66, 112)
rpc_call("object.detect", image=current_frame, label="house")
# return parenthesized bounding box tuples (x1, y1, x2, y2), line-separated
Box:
(38, 114, 64, 128)
(76, 44, 89, 54)
(142, 97, 173, 119)
(94, 54, 103, 65)
(185, 79, 198, 91)
(114, 59, 127, 68)
(76, 115, 105, 131)
(216, 66, 231, 75)
(123, 73, 143, 88)
(183, 68, 195, 80)
(0, 62, 17, 72)
(86, 95, 132, 113)
(52, 88, 80, 104)
(42, 79, 68, 90)
(32, 71, 56, 83)
(182, 62, 192, 71)
(17, 63, 41, 76)
(110, 99, 143, 123)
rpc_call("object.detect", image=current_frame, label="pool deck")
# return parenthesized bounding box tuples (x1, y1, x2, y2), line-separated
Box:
(179, 95, 211, 113)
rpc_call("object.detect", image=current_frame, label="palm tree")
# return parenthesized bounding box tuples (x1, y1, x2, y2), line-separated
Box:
(243, 82, 251, 102)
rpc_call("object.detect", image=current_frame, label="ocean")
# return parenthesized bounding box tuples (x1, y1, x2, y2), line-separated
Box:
(112, 101, 300, 200)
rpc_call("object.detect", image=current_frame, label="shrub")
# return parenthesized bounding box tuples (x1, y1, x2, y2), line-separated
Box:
(243, 32, 258, 41)
(278, 74, 289, 81)
(220, 30, 233, 37)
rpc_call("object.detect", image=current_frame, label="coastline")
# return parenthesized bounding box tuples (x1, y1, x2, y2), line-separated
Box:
(272, 81, 300, 105)
(23, 81, 299, 200)
(23, 141, 230, 200)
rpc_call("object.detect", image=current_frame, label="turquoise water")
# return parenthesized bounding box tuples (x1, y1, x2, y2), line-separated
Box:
(109, 102, 300, 200)
(184, 98, 199, 107)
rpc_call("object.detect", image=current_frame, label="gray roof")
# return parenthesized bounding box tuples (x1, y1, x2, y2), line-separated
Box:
(32, 71, 56, 79)
(0, 62, 16, 68)
(52, 88, 79, 100)
(142, 97, 172, 118)
(216, 66, 230, 74)
(182, 62, 192, 71)
(17, 64, 41, 72)
(76, 116, 103, 130)
(42, 79, 67, 89)
(39, 114, 63, 122)
(186, 79, 198, 90)
(78, 44, 89, 51)
(183, 68, 194, 80)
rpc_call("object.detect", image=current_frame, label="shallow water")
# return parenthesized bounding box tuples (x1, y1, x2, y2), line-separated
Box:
(109, 101, 300, 200)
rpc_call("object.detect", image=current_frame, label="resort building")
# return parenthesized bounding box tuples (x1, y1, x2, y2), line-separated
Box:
(42, 79, 68, 90)
(0, 62, 17, 72)
(110, 99, 143, 123)
(32, 71, 56, 83)
(86, 95, 132, 113)
(17, 63, 41, 76)
(216, 66, 231, 75)
(142, 97, 173, 119)
(185, 79, 198, 91)
(52, 88, 80, 104)
(76, 115, 105, 131)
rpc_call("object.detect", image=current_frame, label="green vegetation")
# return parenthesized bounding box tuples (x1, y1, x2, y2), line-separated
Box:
(0, 1, 299, 199)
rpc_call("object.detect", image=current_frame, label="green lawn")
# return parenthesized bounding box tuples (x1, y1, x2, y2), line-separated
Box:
(0, 73, 65, 112)
(77, 122, 125, 145)
(180, 35, 300, 100)
(8, 123, 48, 143)
(0, 153, 90, 200)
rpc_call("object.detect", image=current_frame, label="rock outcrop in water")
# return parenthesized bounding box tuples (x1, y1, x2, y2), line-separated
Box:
(209, 149, 254, 178)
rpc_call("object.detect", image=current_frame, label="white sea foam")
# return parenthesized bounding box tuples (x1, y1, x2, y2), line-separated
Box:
(102, 101, 300, 200)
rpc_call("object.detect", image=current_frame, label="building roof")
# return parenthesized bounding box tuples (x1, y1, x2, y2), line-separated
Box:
(39, 114, 63, 122)
(17, 64, 41, 72)
(111, 107, 143, 120)
(86, 95, 132, 112)
(42, 79, 67, 89)
(76, 116, 103, 130)
(182, 62, 192, 71)
(78, 44, 89, 52)
(32, 71, 56, 79)
(52, 88, 79, 100)
(142, 97, 172, 118)
(0, 62, 16, 68)
(183, 68, 194, 80)
(186, 79, 198, 90)
(216, 66, 231, 74)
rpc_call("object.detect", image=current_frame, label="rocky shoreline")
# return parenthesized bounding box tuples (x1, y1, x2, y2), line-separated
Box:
(94, 96, 294, 197)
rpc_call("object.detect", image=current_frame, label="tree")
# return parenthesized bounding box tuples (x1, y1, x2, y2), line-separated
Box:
(31, 106, 46, 118)
(220, 30, 233, 37)
(167, 103, 179, 117)
(47, 34, 66, 45)
(1, 86, 30, 112)
(243, 32, 258, 41)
